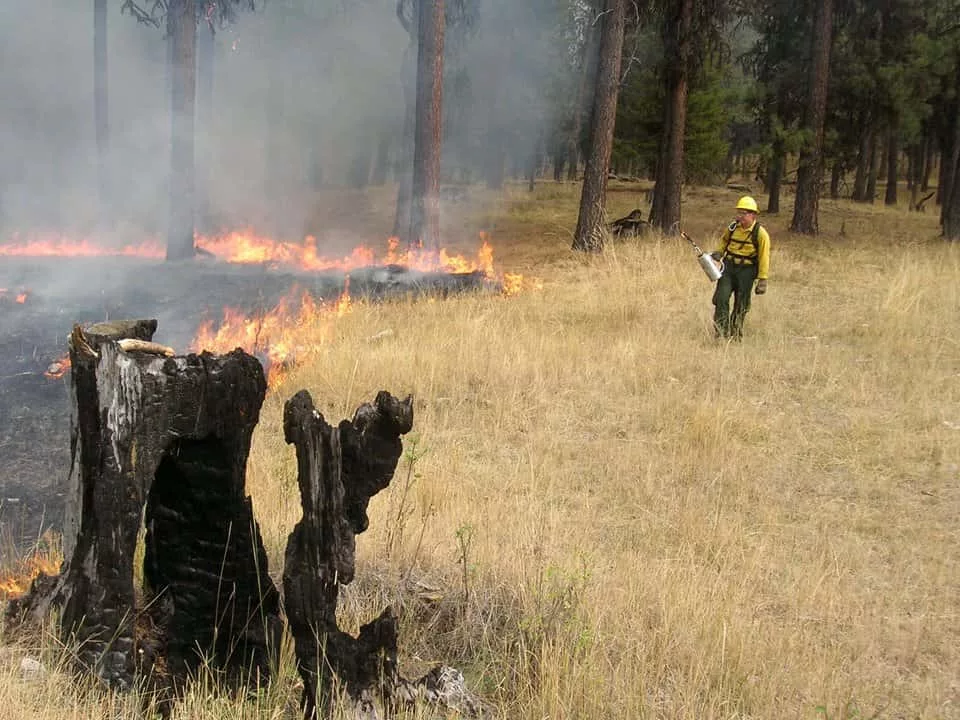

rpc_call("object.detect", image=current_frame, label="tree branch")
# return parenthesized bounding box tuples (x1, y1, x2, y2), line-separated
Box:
(120, 0, 165, 27)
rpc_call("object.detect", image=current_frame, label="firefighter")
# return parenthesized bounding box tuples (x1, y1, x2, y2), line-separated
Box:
(710, 196, 770, 339)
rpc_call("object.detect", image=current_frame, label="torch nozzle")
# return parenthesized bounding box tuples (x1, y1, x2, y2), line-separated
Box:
(679, 230, 705, 256)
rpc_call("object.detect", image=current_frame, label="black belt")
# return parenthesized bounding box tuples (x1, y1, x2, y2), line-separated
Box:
(727, 255, 755, 265)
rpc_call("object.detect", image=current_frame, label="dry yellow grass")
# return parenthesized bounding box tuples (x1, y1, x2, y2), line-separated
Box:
(2, 183, 958, 719)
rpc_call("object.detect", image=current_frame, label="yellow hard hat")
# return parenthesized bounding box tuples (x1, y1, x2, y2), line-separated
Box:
(736, 196, 759, 213)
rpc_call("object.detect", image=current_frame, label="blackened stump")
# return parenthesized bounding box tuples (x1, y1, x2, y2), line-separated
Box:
(281, 390, 487, 718)
(282, 389, 413, 716)
(5, 320, 282, 692)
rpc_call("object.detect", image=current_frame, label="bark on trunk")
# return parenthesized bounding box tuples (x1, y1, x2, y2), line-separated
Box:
(885, 125, 899, 206)
(167, 0, 197, 260)
(790, 0, 834, 234)
(867, 131, 880, 203)
(921, 132, 934, 192)
(938, 107, 952, 209)
(943, 65, 960, 238)
(5, 321, 282, 696)
(830, 160, 842, 200)
(767, 141, 783, 214)
(572, 0, 627, 252)
(408, 0, 445, 251)
(553, 147, 566, 182)
(649, 0, 693, 234)
(852, 122, 871, 202)
(909, 144, 922, 211)
(94, 0, 108, 221)
(907, 143, 916, 192)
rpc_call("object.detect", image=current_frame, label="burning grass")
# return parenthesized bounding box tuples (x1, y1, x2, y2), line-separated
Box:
(0, 184, 958, 718)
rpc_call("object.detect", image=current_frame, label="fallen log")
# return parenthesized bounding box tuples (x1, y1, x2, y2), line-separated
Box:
(282, 390, 487, 719)
(607, 209, 650, 238)
(5, 319, 282, 694)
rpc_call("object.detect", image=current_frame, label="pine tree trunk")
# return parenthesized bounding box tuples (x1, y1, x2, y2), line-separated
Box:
(94, 0, 108, 223)
(909, 144, 920, 211)
(167, 0, 197, 261)
(907, 143, 916, 192)
(867, 131, 881, 203)
(852, 122, 871, 202)
(407, 0, 444, 250)
(943, 66, 960, 238)
(767, 141, 783, 214)
(921, 132, 934, 192)
(830, 160, 842, 199)
(649, 0, 693, 234)
(885, 128, 898, 207)
(790, 0, 833, 234)
(553, 147, 566, 182)
(877, 136, 888, 182)
(937, 103, 952, 209)
(572, 0, 627, 252)
(196, 24, 214, 234)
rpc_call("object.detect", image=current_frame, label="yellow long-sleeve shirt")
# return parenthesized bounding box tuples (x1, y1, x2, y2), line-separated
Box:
(716, 220, 770, 280)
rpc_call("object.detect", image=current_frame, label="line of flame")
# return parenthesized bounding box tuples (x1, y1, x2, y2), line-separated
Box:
(0, 551, 61, 599)
(190, 281, 353, 388)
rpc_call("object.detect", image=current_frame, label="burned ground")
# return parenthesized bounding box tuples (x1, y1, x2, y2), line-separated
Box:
(0, 256, 492, 549)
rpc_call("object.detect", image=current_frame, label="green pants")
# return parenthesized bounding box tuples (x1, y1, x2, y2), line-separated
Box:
(712, 262, 758, 338)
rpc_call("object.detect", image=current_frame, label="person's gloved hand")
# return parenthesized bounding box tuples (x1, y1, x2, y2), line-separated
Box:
(710, 251, 723, 261)
(755, 279, 767, 295)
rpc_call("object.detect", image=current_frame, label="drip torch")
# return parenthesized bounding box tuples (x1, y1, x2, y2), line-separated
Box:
(681, 231, 723, 282)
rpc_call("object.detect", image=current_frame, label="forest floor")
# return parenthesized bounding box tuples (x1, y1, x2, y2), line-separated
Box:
(0, 180, 957, 719)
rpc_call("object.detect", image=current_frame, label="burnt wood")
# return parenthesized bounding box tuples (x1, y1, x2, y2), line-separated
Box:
(5, 320, 282, 693)
(282, 389, 413, 717)
(281, 390, 487, 718)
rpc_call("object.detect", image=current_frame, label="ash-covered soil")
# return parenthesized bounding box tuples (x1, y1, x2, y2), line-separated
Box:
(0, 255, 491, 548)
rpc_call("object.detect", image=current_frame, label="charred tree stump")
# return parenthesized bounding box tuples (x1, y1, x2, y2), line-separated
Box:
(282, 390, 487, 718)
(282, 389, 413, 716)
(5, 320, 282, 693)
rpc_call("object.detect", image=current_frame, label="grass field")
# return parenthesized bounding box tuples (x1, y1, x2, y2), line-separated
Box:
(1, 181, 958, 719)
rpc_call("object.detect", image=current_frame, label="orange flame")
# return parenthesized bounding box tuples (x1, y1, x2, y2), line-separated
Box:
(0, 233, 164, 258)
(0, 547, 61, 599)
(192, 231, 498, 277)
(191, 282, 352, 387)
(44, 354, 71, 379)
(5, 231, 539, 385)
(1, 231, 533, 291)
(0, 287, 31, 304)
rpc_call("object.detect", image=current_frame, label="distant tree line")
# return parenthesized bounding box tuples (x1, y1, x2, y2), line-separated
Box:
(87, 0, 960, 259)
